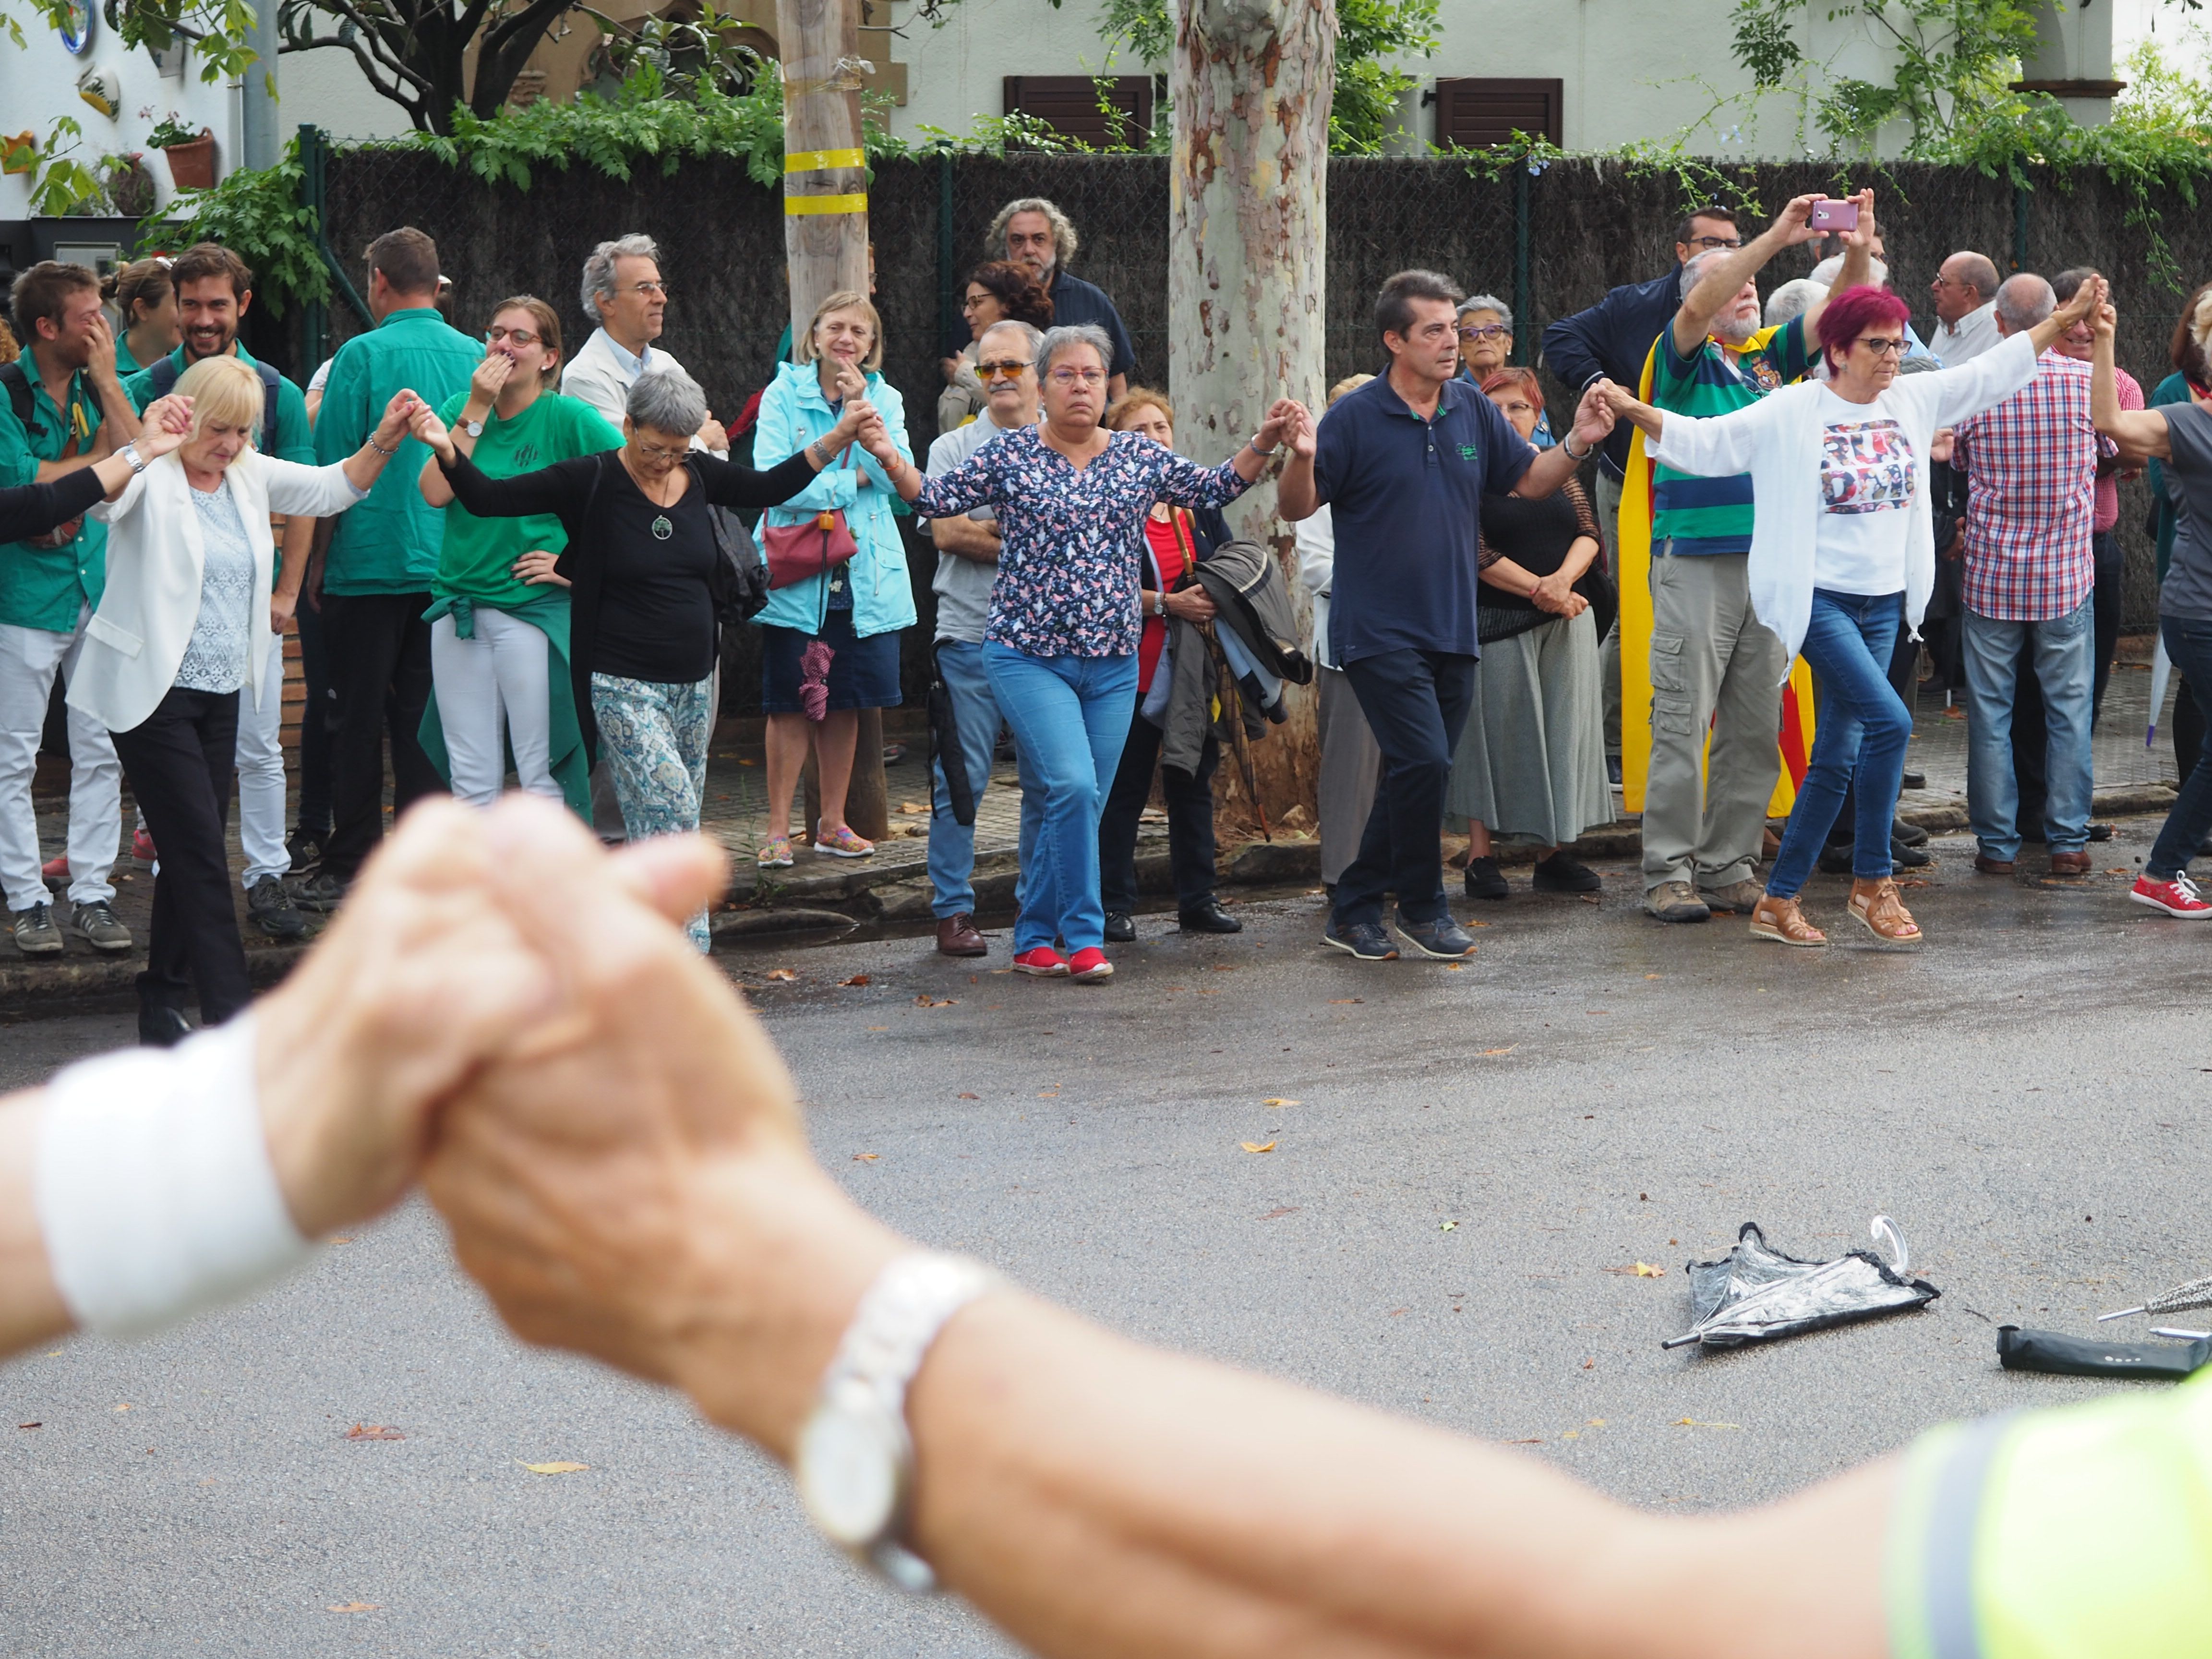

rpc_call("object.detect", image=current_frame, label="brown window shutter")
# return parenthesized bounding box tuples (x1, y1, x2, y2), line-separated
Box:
(1429, 78, 1563, 150)
(1002, 75, 1156, 148)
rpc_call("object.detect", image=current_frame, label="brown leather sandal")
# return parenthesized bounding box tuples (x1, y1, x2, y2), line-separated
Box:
(1749, 893, 1827, 947)
(1848, 877, 1923, 945)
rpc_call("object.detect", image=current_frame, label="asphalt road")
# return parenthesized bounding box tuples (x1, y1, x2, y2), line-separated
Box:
(4, 823, 2210, 1656)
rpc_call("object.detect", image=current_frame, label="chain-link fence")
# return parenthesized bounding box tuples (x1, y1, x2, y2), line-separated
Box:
(281, 144, 2208, 688)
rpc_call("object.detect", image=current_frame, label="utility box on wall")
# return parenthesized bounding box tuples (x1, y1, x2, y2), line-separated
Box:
(1429, 78, 1564, 150)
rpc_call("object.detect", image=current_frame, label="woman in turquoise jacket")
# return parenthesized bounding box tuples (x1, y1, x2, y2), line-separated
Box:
(752, 291, 916, 867)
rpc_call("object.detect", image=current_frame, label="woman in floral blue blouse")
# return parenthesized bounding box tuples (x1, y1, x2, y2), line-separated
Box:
(865, 322, 1306, 982)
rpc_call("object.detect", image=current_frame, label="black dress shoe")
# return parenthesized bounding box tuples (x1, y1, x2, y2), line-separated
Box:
(1901, 770, 1926, 791)
(1178, 898, 1242, 934)
(1102, 910, 1137, 943)
(1463, 856, 1511, 900)
(1891, 818, 1929, 847)
(1530, 852, 1601, 892)
(138, 1005, 192, 1048)
(2088, 822, 2115, 842)
(1890, 837, 1932, 869)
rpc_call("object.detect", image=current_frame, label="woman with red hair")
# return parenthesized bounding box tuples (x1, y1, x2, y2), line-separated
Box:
(1599, 276, 2099, 946)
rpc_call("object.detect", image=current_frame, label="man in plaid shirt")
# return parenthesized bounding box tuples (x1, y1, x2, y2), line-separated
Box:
(1952, 272, 2116, 877)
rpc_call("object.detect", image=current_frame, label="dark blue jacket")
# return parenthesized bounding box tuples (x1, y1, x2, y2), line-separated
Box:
(1540, 266, 1681, 478)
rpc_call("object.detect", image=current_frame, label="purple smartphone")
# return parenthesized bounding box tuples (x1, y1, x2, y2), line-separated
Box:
(1808, 199, 1859, 231)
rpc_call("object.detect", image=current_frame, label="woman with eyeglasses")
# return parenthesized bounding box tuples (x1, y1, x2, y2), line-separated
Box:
(415, 295, 623, 817)
(863, 323, 1306, 982)
(938, 261, 1055, 434)
(411, 367, 875, 952)
(1599, 277, 2101, 948)
(753, 290, 916, 870)
(1455, 296, 1553, 447)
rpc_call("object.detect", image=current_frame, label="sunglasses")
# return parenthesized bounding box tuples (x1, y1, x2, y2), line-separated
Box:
(977, 359, 1033, 382)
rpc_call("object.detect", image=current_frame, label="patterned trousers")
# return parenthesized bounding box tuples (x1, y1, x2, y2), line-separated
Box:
(589, 672, 714, 953)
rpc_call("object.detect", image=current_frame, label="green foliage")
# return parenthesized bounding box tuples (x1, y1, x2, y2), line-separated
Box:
(2, 0, 260, 81)
(144, 111, 205, 148)
(16, 117, 110, 218)
(139, 134, 329, 316)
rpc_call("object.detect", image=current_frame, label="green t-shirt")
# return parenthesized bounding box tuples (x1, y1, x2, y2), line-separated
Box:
(121, 342, 315, 465)
(112, 337, 145, 378)
(0, 342, 108, 632)
(1648, 315, 1810, 556)
(314, 307, 483, 595)
(431, 389, 622, 609)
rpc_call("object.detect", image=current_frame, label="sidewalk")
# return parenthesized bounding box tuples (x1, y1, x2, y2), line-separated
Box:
(4, 663, 2186, 1008)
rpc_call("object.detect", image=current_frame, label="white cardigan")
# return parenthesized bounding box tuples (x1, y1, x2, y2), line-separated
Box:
(72, 449, 365, 733)
(1648, 328, 2041, 673)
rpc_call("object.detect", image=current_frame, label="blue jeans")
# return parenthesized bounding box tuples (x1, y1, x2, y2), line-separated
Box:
(1767, 590, 1912, 897)
(982, 644, 1138, 953)
(2148, 613, 2212, 879)
(1962, 598, 2094, 860)
(926, 639, 1041, 918)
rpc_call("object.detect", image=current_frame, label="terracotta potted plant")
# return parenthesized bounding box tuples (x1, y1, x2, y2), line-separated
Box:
(103, 152, 156, 216)
(1, 131, 37, 176)
(147, 112, 215, 190)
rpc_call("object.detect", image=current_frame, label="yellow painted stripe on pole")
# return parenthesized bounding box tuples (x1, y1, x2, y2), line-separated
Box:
(784, 192, 868, 216)
(785, 147, 865, 173)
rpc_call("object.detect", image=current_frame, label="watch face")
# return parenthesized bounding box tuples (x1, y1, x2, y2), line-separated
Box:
(796, 1404, 902, 1548)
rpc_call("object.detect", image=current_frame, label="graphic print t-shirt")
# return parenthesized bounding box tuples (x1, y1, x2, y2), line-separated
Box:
(1812, 385, 1917, 595)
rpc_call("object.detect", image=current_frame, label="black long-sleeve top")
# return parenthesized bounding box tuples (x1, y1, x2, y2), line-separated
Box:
(437, 444, 819, 756)
(1539, 266, 1682, 480)
(0, 467, 107, 546)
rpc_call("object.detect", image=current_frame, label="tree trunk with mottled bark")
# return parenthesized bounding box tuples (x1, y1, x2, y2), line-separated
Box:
(1171, 0, 1334, 837)
(778, 0, 884, 841)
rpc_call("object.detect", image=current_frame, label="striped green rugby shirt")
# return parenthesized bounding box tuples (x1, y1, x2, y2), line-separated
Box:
(1649, 315, 1811, 555)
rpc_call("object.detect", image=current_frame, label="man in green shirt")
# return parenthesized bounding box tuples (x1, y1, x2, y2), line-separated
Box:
(121, 241, 316, 941)
(304, 227, 481, 908)
(1638, 191, 1872, 925)
(0, 262, 143, 960)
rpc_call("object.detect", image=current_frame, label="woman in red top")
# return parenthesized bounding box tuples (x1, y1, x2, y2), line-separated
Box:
(1094, 389, 1240, 940)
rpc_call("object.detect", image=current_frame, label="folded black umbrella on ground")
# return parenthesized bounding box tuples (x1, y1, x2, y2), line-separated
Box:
(1663, 1219, 1940, 1350)
(1997, 1325, 2212, 1381)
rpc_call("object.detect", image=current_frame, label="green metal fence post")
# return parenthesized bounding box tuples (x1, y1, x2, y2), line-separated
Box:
(938, 144, 957, 360)
(300, 124, 372, 335)
(1513, 157, 1532, 366)
(298, 124, 327, 372)
(2012, 179, 2030, 273)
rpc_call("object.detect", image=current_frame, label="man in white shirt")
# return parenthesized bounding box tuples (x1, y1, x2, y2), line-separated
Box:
(1931, 251, 2003, 365)
(920, 320, 1040, 958)
(561, 234, 729, 455)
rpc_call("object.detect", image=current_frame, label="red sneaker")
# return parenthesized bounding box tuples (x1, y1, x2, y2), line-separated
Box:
(1011, 946, 1070, 977)
(132, 828, 157, 869)
(40, 854, 67, 887)
(1066, 946, 1113, 982)
(2131, 873, 2212, 918)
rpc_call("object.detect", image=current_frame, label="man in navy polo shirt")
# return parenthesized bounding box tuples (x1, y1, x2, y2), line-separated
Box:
(1280, 270, 1614, 962)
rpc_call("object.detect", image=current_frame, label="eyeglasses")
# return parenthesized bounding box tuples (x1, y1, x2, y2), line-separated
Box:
(1856, 337, 1908, 357)
(960, 293, 994, 312)
(1458, 325, 1510, 342)
(1684, 234, 1744, 250)
(1047, 367, 1106, 388)
(485, 326, 541, 346)
(625, 281, 669, 298)
(977, 359, 1034, 382)
(632, 438, 687, 461)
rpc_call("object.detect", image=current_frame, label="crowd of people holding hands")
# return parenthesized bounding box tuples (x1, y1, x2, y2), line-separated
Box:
(2, 180, 2209, 1028)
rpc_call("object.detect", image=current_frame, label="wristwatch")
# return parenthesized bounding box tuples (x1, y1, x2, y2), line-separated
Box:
(795, 1252, 999, 1592)
(117, 442, 146, 474)
(460, 417, 486, 439)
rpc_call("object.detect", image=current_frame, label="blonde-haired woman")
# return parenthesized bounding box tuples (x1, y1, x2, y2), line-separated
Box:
(75, 353, 418, 1044)
(417, 294, 623, 815)
(752, 290, 914, 868)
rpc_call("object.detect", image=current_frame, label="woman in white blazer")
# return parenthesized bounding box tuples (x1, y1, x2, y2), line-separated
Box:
(76, 353, 420, 1046)
(1599, 275, 2099, 950)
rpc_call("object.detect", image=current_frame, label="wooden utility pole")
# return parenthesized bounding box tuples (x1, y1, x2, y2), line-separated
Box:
(1170, 0, 1336, 830)
(779, 0, 885, 842)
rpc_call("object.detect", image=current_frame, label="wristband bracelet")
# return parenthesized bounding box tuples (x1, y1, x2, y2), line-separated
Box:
(34, 1016, 315, 1339)
(364, 433, 396, 457)
(1563, 433, 1593, 461)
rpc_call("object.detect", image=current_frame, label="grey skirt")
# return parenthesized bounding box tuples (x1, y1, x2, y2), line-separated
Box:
(1444, 608, 1614, 845)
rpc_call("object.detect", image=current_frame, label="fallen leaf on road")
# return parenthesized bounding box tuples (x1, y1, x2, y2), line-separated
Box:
(1036, 1089, 1059, 1098)
(1328, 998, 1363, 1005)
(1210, 964, 1236, 973)
(1674, 1419, 1742, 1430)
(326, 1603, 380, 1613)
(958, 1092, 979, 1099)
(852, 1153, 880, 1162)
(1582, 1359, 1594, 1370)
(1506, 1437, 1543, 1444)
(1445, 961, 1466, 970)
(16, 1421, 40, 1429)
(897, 801, 930, 815)
(1387, 1307, 1408, 1317)
(1562, 1430, 1580, 1439)
(866, 1026, 888, 1032)
(1262, 1097, 1299, 1108)
(1478, 1046, 1516, 1058)
(344, 1424, 404, 1441)
(915, 995, 957, 1007)
(1260, 1206, 1300, 1220)
(1587, 1418, 1607, 1427)
(1579, 893, 1600, 904)
(328, 1236, 352, 1244)
(113, 1404, 131, 1413)
(519, 1460, 589, 1474)
(1602, 1262, 1667, 1276)
(1439, 1220, 1459, 1231)
(1240, 1141, 1277, 1154)
(1645, 974, 1662, 980)
(765, 969, 797, 982)
(838, 973, 871, 987)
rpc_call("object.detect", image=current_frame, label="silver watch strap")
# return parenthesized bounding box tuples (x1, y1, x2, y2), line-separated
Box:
(818, 1251, 999, 1591)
